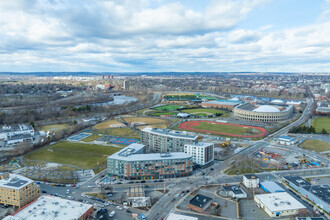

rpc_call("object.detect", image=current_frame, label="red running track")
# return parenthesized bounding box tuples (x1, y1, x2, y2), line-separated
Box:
(180, 120, 268, 138)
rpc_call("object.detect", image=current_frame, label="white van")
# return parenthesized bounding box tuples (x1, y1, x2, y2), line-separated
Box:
(109, 211, 115, 217)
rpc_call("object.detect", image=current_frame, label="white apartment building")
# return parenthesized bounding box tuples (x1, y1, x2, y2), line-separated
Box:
(184, 142, 214, 166)
(243, 174, 259, 188)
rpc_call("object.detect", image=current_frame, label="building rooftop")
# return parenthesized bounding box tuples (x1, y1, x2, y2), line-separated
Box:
(8, 195, 93, 220)
(189, 194, 212, 209)
(223, 185, 245, 195)
(142, 127, 198, 140)
(108, 143, 192, 162)
(0, 173, 34, 190)
(302, 184, 330, 203)
(202, 100, 242, 106)
(185, 142, 213, 148)
(284, 176, 311, 188)
(253, 105, 280, 113)
(244, 174, 259, 180)
(167, 213, 198, 220)
(255, 192, 306, 212)
(260, 181, 285, 193)
(279, 135, 296, 141)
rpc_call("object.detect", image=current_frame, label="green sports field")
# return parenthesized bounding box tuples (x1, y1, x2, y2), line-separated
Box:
(181, 108, 226, 115)
(24, 141, 121, 169)
(153, 105, 184, 111)
(191, 122, 261, 135)
(312, 117, 330, 133)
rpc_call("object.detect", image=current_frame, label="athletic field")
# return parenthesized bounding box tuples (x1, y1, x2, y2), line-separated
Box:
(312, 117, 330, 133)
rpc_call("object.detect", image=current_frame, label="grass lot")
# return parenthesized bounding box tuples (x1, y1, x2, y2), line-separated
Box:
(82, 133, 104, 142)
(181, 108, 226, 115)
(191, 122, 261, 135)
(38, 123, 70, 131)
(57, 166, 79, 171)
(312, 117, 330, 133)
(153, 105, 184, 111)
(301, 139, 330, 152)
(124, 116, 171, 129)
(107, 127, 141, 139)
(93, 120, 124, 130)
(149, 111, 178, 116)
(24, 141, 121, 169)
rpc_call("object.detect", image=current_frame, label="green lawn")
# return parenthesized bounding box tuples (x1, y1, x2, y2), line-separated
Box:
(82, 133, 104, 142)
(312, 117, 330, 133)
(301, 139, 330, 152)
(24, 141, 121, 169)
(150, 111, 178, 116)
(153, 105, 184, 111)
(181, 108, 226, 115)
(191, 122, 261, 135)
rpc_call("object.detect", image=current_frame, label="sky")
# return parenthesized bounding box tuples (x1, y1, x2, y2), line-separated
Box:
(0, 0, 330, 72)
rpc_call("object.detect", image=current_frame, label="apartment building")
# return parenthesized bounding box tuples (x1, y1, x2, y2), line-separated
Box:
(141, 127, 198, 153)
(184, 142, 214, 167)
(107, 143, 193, 179)
(0, 172, 40, 209)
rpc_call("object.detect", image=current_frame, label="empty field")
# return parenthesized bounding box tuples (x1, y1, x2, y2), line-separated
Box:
(123, 116, 171, 129)
(312, 117, 330, 133)
(301, 139, 330, 152)
(93, 119, 125, 130)
(38, 123, 71, 131)
(81, 133, 104, 142)
(107, 127, 141, 139)
(24, 141, 121, 169)
(153, 105, 184, 111)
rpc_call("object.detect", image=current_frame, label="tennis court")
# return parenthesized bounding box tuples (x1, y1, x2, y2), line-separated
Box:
(110, 138, 139, 145)
(68, 133, 92, 141)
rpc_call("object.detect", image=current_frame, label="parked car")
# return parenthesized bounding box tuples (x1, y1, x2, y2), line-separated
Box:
(109, 211, 115, 217)
(116, 206, 123, 210)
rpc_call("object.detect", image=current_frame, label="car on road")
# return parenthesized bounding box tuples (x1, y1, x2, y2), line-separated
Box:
(126, 209, 132, 213)
(41, 191, 47, 193)
(140, 214, 146, 220)
(88, 185, 94, 188)
(109, 211, 115, 217)
(116, 206, 122, 210)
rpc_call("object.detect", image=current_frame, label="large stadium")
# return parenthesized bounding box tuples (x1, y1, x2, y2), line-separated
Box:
(234, 103, 294, 122)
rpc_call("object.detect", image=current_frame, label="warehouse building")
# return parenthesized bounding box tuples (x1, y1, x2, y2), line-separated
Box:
(254, 192, 307, 217)
(234, 103, 294, 122)
(278, 136, 297, 145)
(189, 194, 212, 213)
(243, 174, 259, 188)
(107, 143, 193, 179)
(184, 142, 214, 167)
(260, 181, 285, 193)
(141, 127, 198, 153)
(0, 172, 40, 209)
(5, 195, 93, 220)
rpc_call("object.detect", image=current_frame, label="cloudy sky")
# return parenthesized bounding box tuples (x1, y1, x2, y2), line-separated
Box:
(0, 0, 330, 72)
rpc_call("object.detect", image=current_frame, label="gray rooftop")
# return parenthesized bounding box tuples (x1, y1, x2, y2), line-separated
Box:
(142, 127, 198, 140)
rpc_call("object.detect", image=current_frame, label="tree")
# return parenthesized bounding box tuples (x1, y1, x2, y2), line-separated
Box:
(321, 128, 328, 134)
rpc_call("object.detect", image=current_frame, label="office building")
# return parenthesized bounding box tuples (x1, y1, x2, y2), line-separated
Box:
(254, 192, 307, 217)
(184, 142, 214, 166)
(0, 172, 40, 209)
(123, 80, 129, 90)
(141, 127, 198, 153)
(107, 143, 193, 179)
(243, 174, 259, 188)
(5, 195, 93, 220)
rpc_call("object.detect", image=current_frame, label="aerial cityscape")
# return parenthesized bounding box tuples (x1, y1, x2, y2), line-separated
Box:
(0, 1, 329, 220)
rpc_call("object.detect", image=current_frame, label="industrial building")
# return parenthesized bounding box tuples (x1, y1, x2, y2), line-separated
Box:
(0, 172, 40, 209)
(189, 194, 212, 213)
(284, 176, 330, 213)
(201, 99, 242, 110)
(4, 195, 93, 220)
(243, 174, 259, 188)
(234, 103, 294, 122)
(222, 185, 247, 198)
(254, 192, 307, 217)
(107, 143, 193, 179)
(260, 181, 285, 193)
(184, 142, 214, 167)
(141, 127, 198, 153)
(278, 135, 297, 145)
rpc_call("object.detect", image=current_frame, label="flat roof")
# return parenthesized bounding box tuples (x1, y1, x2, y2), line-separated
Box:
(223, 185, 245, 195)
(0, 173, 34, 190)
(302, 184, 330, 203)
(11, 195, 92, 220)
(202, 100, 241, 106)
(142, 127, 198, 140)
(255, 192, 305, 212)
(189, 194, 212, 208)
(284, 176, 311, 187)
(260, 181, 285, 193)
(185, 142, 214, 148)
(244, 174, 259, 179)
(279, 135, 296, 141)
(167, 213, 198, 220)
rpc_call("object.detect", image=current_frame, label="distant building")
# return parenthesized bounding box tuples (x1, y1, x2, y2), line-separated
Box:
(0, 172, 40, 209)
(141, 127, 198, 153)
(0, 124, 34, 144)
(243, 174, 259, 188)
(107, 143, 193, 179)
(123, 80, 129, 90)
(260, 181, 285, 193)
(189, 194, 212, 213)
(177, 113, 190, 118)
(222, 185, 247, 198)
(201, 100, 242, 110)
(5, 195, 93, 220)
(184, 142, 214, 166)
(278, 136, 297, 145)
(254, 192, 307, 217)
